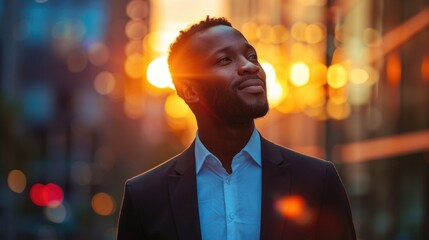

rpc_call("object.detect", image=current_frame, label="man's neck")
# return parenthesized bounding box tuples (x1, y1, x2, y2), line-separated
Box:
(197, 121, 255, 173)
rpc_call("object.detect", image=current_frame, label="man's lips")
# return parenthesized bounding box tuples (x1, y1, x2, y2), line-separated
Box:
(238, 78, 265, 94)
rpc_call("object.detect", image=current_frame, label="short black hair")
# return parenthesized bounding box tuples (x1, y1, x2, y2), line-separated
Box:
(167, 16, 232, 82)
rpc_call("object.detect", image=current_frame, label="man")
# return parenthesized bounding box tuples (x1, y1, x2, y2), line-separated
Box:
(117, 17, 356, 240)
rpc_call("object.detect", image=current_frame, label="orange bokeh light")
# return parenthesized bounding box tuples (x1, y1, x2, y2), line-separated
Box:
(7, 169, 27, 193)
(386, 52, 401, 86)
(91, 192, 116, 216)
(421, 55, 429, 82)
(276, 195, 306, 219)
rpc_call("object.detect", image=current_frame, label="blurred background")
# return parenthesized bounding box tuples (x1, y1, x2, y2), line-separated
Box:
(1, 0, 428, 239)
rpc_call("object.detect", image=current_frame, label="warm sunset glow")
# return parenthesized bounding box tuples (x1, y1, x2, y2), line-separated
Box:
(329, 87, 348, 104)
(262, 62, 285, 108)
(290, 62, 310, 87)
(91, 192, 116, 216)
(303, 86, 326, 107)
(241, 22, 259, 42)
(125, 53, 145, 79)
(146, 56, 174, 89)
(305, 24, 325, 44)
(144, 30, 178, 53)
(327, 64, 347, 88)
(291, 22, 307, 42)
(7, 169, 27, 193)
(165, 93, 190, 119)
(311, 63, 327, 85)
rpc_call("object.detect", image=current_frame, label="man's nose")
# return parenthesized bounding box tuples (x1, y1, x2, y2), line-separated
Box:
(238, 58, 260, 75)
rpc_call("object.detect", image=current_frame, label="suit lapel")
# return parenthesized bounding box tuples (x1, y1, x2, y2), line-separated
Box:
(168, 143, 202, 240)
(260, 137, 291, 240)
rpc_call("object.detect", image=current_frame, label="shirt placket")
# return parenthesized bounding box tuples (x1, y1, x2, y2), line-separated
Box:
(224, 173, 236, 240)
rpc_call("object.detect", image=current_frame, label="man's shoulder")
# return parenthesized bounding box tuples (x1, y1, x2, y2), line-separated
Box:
(263, 138, 331, 168)
(126, 149, 188, 188)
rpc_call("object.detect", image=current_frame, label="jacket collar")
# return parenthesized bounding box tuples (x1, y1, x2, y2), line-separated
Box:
(168, 137, 291, 240)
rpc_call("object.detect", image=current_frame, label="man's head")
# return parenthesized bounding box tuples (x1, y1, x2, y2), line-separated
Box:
(168, 17, 269, 126)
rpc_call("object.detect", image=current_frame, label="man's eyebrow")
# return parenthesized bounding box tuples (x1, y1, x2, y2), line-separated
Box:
(212, 43, 256, 55)
(244, 43, 256, 51)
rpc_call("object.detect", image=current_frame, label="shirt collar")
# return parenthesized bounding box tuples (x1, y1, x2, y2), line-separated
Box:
(195, 128, 262, 174)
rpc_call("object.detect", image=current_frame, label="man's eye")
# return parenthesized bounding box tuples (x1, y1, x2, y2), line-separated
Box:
(248, 53, 258, 61)
(217, 57, 231, 64)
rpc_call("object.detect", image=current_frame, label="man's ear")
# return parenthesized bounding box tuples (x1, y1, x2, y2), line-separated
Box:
(182, 85, 199, 103)
(177, 83, 199, 104)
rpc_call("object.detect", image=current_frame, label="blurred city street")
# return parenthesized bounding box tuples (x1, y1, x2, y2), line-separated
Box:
(1, 0, 428, 239)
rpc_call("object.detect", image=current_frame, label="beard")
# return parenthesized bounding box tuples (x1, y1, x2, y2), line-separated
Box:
(198, 83, 269, 126)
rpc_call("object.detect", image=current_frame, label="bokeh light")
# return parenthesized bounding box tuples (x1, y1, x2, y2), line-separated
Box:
(125, 40, 143, 56)
(241, 22, 259, 42)
(125, 53, 145, 79)
(349, 83, 372, 106)
(94, 71, 116, 95)
(165, 93, 190, 119)
(30, 183, 64, 208)
(275, 195, 312, 225)
(305, 23, 325, 44)
(44, 203, 67, 223)
(422, 56, 429, 82)
(262, 62, 285, 108)
(88, 42, 110, 66)
(146, 56, 174, 89)
(349, 68, 369, 84)
(276, 195, 305, 219)
(291, 22, 307, 42)
(327, 64, 347, 88)
(363, 28, 382, 47)
(387, 52, 401, 86)
(91, 192, 116, 216)
(327, 99, 351, 119)
(310, 63, 327, 86)
(126, 20, 148, 40)
(290, 62, 310, 87)
(7, 169, 27, 193)
(126, 0, 150, 19)
(144, 30, 177, 53)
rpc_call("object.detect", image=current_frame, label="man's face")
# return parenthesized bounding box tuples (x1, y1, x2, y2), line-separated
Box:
(186, 25, 269, 125)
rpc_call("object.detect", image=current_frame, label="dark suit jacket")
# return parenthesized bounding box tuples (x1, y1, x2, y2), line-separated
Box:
(117, 137, 356, 240)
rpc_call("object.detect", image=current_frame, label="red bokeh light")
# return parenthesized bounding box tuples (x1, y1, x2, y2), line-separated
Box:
(30, 183, 64, 208)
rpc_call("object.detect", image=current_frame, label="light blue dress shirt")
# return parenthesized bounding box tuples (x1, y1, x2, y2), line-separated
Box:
(195, 128, 262, 240)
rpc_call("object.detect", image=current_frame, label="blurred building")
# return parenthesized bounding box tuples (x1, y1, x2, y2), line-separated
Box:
(1, 0, 428, 239)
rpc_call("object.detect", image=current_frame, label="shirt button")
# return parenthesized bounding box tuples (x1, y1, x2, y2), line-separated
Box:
(228, 213, 235, 220)
(225, 178, 230, 184)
